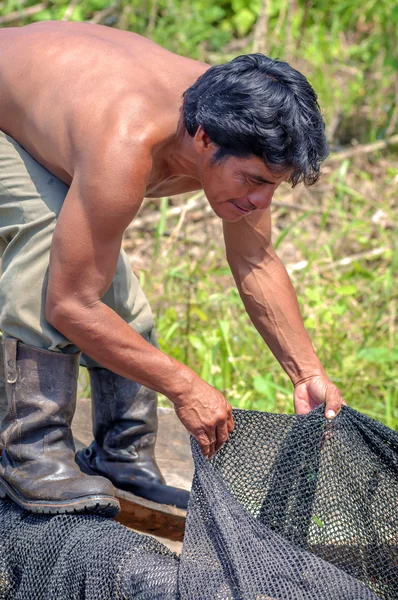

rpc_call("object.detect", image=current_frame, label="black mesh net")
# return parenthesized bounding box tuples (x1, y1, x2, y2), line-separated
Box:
(0, 405, 397, 599)
(0, 501, 179, 599)
(180, 406, 397, 600)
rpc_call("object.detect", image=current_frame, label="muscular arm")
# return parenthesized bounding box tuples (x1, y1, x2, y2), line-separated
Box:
(223, 208, 324, 385)
(45, 140, 194, 402)
(45, 133, 233, 456)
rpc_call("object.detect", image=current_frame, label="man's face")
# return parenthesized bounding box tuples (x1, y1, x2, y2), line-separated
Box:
(194, 129, 289, 222)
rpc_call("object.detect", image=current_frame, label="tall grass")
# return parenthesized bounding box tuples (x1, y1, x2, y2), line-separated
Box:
(135, 153, 397, 429)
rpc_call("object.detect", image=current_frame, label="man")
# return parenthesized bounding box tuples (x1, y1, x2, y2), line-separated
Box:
(0, 21, 344, 517)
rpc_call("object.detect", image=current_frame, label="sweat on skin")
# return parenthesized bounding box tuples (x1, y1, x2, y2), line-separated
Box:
(0, 21, 344, 458)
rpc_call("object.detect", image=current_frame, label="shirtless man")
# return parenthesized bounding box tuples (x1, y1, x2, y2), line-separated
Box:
(0, 21, 344, 517)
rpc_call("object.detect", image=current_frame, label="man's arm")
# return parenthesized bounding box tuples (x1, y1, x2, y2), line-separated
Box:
(45, 136, 233, 458)
(223, 207, 344, 416)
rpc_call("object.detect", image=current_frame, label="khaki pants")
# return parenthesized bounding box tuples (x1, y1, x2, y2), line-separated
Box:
(0, 131, 156, 367)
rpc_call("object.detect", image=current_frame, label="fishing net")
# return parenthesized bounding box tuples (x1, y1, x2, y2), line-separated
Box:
(0, 405, 397, 599)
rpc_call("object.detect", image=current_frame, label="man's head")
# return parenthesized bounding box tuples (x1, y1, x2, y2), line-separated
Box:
(182, 54, 328, 221)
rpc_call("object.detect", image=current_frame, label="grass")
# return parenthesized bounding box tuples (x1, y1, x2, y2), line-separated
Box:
(118, 150, 397, 430)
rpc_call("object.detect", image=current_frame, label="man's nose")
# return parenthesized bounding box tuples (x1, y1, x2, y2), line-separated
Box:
(248, 187, 275, 210)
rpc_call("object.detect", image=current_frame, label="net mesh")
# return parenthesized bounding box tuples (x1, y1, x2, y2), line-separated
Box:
(0, 405, 397, 599)
(180, 406, 397, 599)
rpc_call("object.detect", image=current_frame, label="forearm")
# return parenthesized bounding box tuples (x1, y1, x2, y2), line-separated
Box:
(229, 251, 324, 384)
(47, 300, 195, 403)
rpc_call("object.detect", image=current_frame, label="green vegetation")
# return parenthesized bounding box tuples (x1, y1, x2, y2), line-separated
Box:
(2, 0, 397, 141)
(135, 152, 397, 429)
(2, 0, 397, 427)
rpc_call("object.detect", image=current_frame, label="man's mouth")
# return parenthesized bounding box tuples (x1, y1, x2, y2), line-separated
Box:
(233, 202, 253, 215)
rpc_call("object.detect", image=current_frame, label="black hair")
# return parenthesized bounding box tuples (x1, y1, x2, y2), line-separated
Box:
(182, 54, 329, 187)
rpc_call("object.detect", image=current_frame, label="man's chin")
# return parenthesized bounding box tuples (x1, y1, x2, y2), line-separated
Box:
(208, 202, 243, 222)
(222, 213, 244, 223)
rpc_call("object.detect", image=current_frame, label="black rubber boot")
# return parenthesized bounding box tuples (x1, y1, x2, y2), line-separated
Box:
(75, 368, 190, 509)
(0, 338, 120, 517)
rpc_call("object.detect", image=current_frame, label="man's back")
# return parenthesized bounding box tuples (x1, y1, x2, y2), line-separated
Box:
(0, 22, 207, 185)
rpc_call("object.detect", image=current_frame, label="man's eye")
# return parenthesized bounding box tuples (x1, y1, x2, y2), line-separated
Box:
(249, 180, 263, 187)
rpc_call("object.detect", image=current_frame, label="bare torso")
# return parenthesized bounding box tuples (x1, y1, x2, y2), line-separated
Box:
(0, 21, 208, 196)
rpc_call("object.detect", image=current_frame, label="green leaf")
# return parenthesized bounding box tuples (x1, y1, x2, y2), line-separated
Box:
(336, 285, 358, 296)
(331, 303, 347, 315)
(232, 8, 256, 36)
(312, 515, 325, 528)
(356, 347, 398, 364)
(304, 317, 316, 329)
(253, 376, 272, 396)
(191, 307, 208, 322)
(188, 335, 206, 355)
(305, 288, 321, 302)
(31, 8, 53, 21)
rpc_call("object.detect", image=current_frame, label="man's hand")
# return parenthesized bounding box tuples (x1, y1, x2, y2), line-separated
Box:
(173, 376, 234, 459)
(293, 374, 346, 418)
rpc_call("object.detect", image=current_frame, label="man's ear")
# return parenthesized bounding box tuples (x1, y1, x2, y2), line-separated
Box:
(193, 126, 215, 155)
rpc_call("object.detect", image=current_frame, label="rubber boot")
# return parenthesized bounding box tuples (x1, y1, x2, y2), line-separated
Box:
(0, 338, 120, 517)
(76, 368, 190, 509)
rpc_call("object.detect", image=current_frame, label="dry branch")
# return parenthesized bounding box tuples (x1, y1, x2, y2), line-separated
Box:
(0, 2, 46, 25)
(252, 0, 268, 54)
(286, 246, 388, 276)
(162, 203, 190, 256)
(273, 0, 288, 40)
(88, 2, 120, 24)
(223, 35, 253, 54)
(327, 134, 398, 164)
(285, 0, 295, 59)
(126, 193, 207, 231)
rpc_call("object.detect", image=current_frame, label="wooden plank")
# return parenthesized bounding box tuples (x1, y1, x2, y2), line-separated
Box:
(115, 489, 186, 542)
(73, 399, 193, 540)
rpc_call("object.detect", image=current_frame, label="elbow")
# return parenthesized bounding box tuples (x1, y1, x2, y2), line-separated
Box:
(45, 298, 67, 330)
(45, 293, 80, 331)
(45, 294, 100, 333)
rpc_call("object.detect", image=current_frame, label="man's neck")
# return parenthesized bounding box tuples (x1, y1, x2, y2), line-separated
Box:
(158, 115, 200, 181)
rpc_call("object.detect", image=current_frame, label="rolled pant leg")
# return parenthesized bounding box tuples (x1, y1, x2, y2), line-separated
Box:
(0, 131, 157, 365)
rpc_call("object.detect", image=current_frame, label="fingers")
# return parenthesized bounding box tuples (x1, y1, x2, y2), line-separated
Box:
(303, 376, 345, 420)
(209, 438, 217, 458)
(325, 385, 345, 419)
(197, 434, 213, 459)
(174, 381, 234, 460)
(227, 411, 235, 434)
(213, 407, 234, 455)
(199, 426, 226, 460)
(197, 410, 234, 459)
(215, 422, 229, 452)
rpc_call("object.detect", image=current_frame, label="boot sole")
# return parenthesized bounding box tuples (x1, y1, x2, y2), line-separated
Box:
(0, 478, 120, 517)
(76, 450, 190, 510)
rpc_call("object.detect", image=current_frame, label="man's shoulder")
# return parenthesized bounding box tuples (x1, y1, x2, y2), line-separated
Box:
(74, 92, 169, 170)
